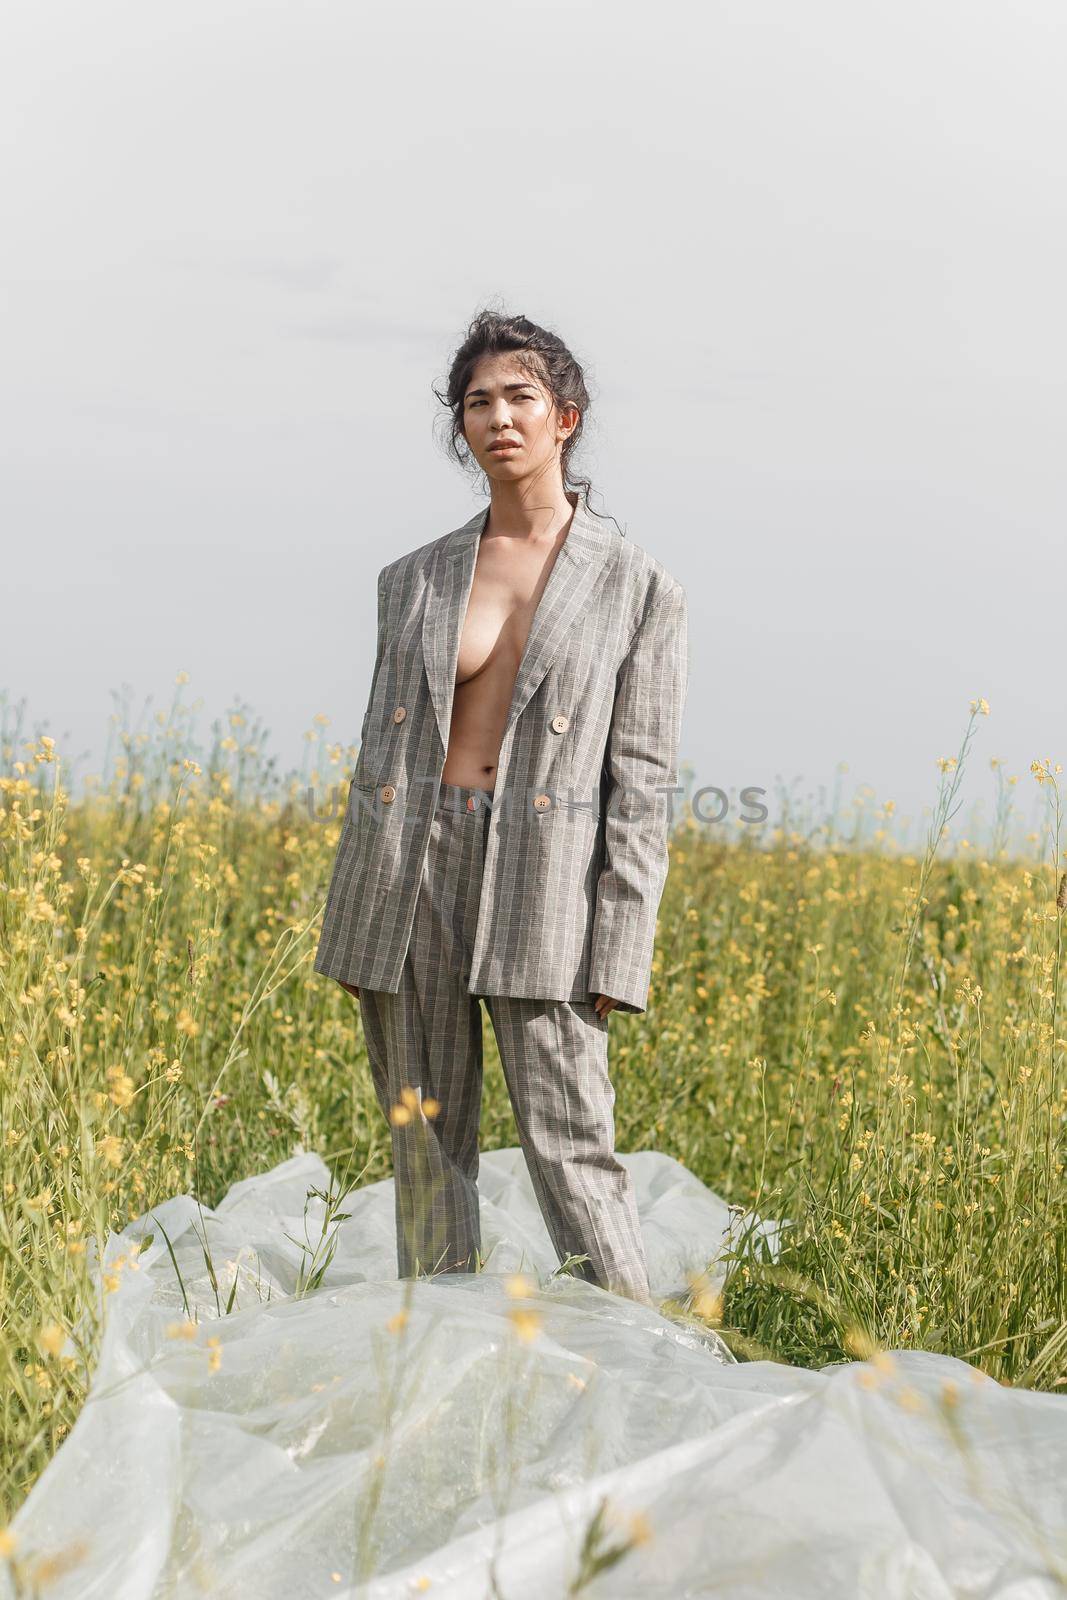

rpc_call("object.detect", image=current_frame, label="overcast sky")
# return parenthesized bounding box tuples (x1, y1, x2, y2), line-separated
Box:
(3, 1, 1064, 856)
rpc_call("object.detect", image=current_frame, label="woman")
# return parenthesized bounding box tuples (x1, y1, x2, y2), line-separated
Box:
(315, 310, 689, 1306)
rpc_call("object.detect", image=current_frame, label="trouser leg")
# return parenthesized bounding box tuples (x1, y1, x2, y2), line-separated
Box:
(485, 994, 654, 1306)
(356, 783, 488, 1278)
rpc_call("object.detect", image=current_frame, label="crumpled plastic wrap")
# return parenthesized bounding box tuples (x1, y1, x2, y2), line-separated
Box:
(4, 1148, 1065, 1598)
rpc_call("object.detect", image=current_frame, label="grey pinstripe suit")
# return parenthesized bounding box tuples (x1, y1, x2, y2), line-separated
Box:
(315, 489, 688, 1301)
(315, 488, 689, 1014)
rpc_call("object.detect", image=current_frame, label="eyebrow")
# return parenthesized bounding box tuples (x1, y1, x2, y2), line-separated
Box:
(464, 381, 538, 399)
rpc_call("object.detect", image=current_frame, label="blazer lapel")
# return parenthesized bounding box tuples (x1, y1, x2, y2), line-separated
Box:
(421, 488, 618, 753)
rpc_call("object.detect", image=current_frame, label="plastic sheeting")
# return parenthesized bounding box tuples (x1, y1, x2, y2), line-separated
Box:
(4, 1147, 1066, 1599)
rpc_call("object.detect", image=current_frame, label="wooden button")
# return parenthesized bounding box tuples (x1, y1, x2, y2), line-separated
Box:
(550, 714, 569, 734)
(533, 793, 552, 811)
(381, 785, 396, 803)
(466, 795, 475, 812)
(392, 706, 407, 723)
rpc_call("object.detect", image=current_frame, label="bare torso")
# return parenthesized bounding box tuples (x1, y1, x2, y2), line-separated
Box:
(441, 507, 574, 791)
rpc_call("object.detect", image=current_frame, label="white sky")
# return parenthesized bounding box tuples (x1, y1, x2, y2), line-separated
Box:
(2, 1, 1064, 855)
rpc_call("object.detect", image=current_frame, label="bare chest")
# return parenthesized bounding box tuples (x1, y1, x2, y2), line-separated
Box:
(455, 534, 567, 686)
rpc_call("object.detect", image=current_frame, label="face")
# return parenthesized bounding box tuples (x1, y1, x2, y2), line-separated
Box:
(461, 351, 578, 485)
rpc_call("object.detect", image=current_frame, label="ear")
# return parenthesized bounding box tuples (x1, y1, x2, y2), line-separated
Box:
(559, 401, 580, 439)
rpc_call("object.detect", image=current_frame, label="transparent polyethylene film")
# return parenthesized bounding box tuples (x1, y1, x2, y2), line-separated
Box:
(4, 1149, 1066, 1598)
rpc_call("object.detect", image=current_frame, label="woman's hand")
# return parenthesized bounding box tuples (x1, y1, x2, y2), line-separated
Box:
(592, 993, 620, 1018)
(337, 979, 361, 999)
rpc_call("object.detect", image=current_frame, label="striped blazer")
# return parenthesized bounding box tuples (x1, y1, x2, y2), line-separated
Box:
(314, 487, 689, 1014)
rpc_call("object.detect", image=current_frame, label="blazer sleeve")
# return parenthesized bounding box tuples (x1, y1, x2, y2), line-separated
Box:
(587, 577, 689, 1014)
(359, 566, 390, 748)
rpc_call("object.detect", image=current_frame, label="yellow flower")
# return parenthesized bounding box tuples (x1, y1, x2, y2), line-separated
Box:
(97, 1135, 124, 1168)
(504, 1274, 533, 1299)
(507, 1307, 542, 1342)
(628, 1509, 654, 1547)
(0, 1528, 17, 1558)
(36, 1323, 67, 1358)
(843, 1325, 878, 1360)
(166, 1320, 199, 1340)
(386, 1309, 409, 1334)
(107, 1067, 136, 1109)
(685, 1267, 722, 1321)
(691, 1287, 722, 1321)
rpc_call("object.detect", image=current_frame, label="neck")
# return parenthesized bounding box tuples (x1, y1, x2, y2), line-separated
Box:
(485, 475, 577, 543)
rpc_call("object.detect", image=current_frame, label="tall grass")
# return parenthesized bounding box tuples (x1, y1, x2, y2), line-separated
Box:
(0, 695, 1064, 1524)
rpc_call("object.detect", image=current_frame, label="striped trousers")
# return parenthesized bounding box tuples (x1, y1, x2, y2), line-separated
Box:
(357, 780, 653, 1306)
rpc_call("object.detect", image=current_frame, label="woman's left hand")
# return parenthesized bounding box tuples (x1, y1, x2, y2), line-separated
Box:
(592, 994, 620, 1018)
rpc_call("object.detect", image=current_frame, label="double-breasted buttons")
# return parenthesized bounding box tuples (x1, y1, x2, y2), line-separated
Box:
(550, 714, 569, 734)
(533, 792, 552, 812)
(381, 785, 396, 803)
(392, 706, 407, 723)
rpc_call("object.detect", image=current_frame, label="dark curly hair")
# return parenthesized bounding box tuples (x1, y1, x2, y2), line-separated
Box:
(433, 306, 619, 531)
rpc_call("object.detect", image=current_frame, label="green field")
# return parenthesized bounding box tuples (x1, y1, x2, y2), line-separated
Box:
(1, 698, 1064, 1524)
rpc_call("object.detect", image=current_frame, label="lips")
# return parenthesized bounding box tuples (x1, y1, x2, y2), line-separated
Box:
(489, 442, 521, 452)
